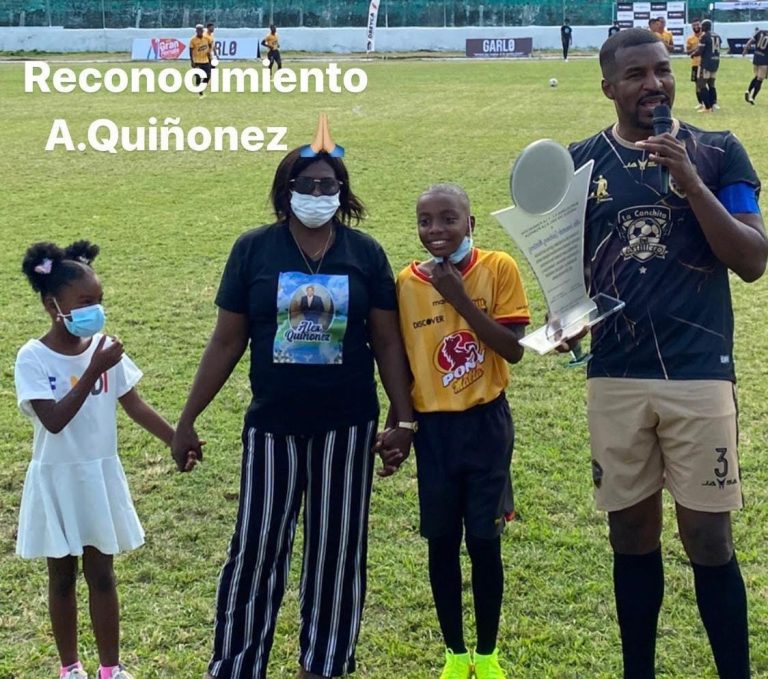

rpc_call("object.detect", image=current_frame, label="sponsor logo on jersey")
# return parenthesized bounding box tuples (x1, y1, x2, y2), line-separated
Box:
(435, 330, 485, 392)
(412, 314, 445, 329)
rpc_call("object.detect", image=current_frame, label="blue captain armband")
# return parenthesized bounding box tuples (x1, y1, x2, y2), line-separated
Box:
(717, 182, 761, 215)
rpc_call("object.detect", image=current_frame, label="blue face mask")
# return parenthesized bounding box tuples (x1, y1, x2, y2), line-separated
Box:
(54, 299, 106, 338)
(433, 220, 473, 265)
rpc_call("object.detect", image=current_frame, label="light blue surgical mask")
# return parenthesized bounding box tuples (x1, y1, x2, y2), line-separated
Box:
(433, 219, 474, 264)
(290, 191, 340, 229)
(54, 299, 106, 338)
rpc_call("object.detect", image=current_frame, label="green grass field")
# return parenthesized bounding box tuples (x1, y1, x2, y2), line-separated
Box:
(0, 54, 767, 679)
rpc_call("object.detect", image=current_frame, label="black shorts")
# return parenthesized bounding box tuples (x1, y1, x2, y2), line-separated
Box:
(691, 66, 699, 82)
(414, 394, 514, 540)
(192, 62, 212, 82)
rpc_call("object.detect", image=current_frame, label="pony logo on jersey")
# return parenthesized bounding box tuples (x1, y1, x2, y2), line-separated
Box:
(618, 206, 672, 262)
(435, 331, 485, 392)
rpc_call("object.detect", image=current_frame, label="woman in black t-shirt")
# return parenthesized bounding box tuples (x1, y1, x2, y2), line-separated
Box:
(172, 148, 414, 679)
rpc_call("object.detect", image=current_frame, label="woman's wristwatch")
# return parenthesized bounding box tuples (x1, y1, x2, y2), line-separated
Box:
(396, 420, 418, 433)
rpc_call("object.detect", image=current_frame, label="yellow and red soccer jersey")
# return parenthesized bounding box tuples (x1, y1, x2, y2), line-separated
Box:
(397, 248, 530, 413)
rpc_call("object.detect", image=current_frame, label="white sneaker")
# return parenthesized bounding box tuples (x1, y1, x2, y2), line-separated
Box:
(102, 668, 134, 679)
(695, 103, 705, 110)
(713, 103, 721, 110)
(62, 670, 88, 679)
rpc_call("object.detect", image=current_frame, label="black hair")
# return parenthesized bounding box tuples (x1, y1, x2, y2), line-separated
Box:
(419, 183, 471, 212)
(206, 22, 214, 27)
(22, 240, 99, 299)
(600, 28, 663, 80)
(701, 19, 713, 31)
(270, 148, 366, 226)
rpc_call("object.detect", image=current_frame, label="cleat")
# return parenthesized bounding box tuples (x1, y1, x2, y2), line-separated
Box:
(439, 649, 472, 679)
(473, 648, 507, 679)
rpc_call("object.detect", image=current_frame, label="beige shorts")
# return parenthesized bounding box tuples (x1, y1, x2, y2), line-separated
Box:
(698, 66, 717, 80)
(754, 64, 768, 79)
(587, 378, 742, 513)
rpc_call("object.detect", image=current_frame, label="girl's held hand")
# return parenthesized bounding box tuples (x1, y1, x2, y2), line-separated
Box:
(171, 423, 205, 473)
(373, 427, 411, 477)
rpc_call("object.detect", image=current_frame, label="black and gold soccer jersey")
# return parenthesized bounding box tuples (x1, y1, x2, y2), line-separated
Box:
(753, 30, 768, 66)
(569, 121, 761, 381)
(699, 31, 721, 72)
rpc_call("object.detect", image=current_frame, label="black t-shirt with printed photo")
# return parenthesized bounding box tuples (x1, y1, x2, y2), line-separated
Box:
(569, 121, 760, 381)
(561, 25, 572, 43)
(216, 221, 397, 435)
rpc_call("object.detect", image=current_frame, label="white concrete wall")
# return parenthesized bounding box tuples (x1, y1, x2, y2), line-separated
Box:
(0, 23, 762, 54)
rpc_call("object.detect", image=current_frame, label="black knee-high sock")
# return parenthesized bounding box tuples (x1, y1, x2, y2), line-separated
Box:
(710, 85, 718, 107)
(747, 77, 758, 95)
(692, 555, 750, 679)
(696, 88, 704, 104)
(704, 86, 714, 109)
(466, 535, 503, 655)
(754, 79, 763, 98)
(428, 530, 466, 653)
(614, 548, 664, 679)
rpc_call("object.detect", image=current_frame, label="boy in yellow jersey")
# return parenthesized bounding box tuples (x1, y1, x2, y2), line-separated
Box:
(189, 24, 212, 97)
(261, 24, 282, 72)
(395, 184, 529, 679)
(686, 19, 705, 109)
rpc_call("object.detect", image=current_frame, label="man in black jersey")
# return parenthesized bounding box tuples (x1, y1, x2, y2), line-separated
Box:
(568, 28, 766, 679)
(693, 19, 721, 112)
(609, 21, 621, 38)
(743, 26, 768, 104)
(561, 19, 572, 61)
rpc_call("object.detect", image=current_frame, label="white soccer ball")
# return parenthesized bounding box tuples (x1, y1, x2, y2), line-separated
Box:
(549, 78, 559, 88)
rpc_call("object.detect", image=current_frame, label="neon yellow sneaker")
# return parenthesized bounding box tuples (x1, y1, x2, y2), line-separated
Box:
(473, 648, 507, 679)
(439, 649, 472, 679)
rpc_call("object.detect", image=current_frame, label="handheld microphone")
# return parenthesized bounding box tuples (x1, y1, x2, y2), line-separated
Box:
(652, 103, 673, 194)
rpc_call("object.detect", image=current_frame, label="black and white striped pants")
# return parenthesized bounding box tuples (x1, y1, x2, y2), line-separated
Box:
(208, 420, 377, 678)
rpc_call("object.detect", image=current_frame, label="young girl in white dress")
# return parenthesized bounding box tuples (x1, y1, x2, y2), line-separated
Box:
(14, 241, 196, 679)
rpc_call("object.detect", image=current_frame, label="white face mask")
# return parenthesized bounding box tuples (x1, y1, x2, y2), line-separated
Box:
(290, 191, 340, 229)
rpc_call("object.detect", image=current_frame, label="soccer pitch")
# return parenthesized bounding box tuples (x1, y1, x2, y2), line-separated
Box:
(0, 55, 766, 678)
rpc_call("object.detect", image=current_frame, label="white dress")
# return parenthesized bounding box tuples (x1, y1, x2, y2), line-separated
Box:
(14, 334, 145, 559)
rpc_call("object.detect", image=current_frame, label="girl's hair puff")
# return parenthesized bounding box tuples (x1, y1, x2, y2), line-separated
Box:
(22, 240, 100, 299)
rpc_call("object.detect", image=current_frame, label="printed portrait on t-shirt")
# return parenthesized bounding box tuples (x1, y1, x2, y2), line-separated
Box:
(274, 272, 349, 364)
